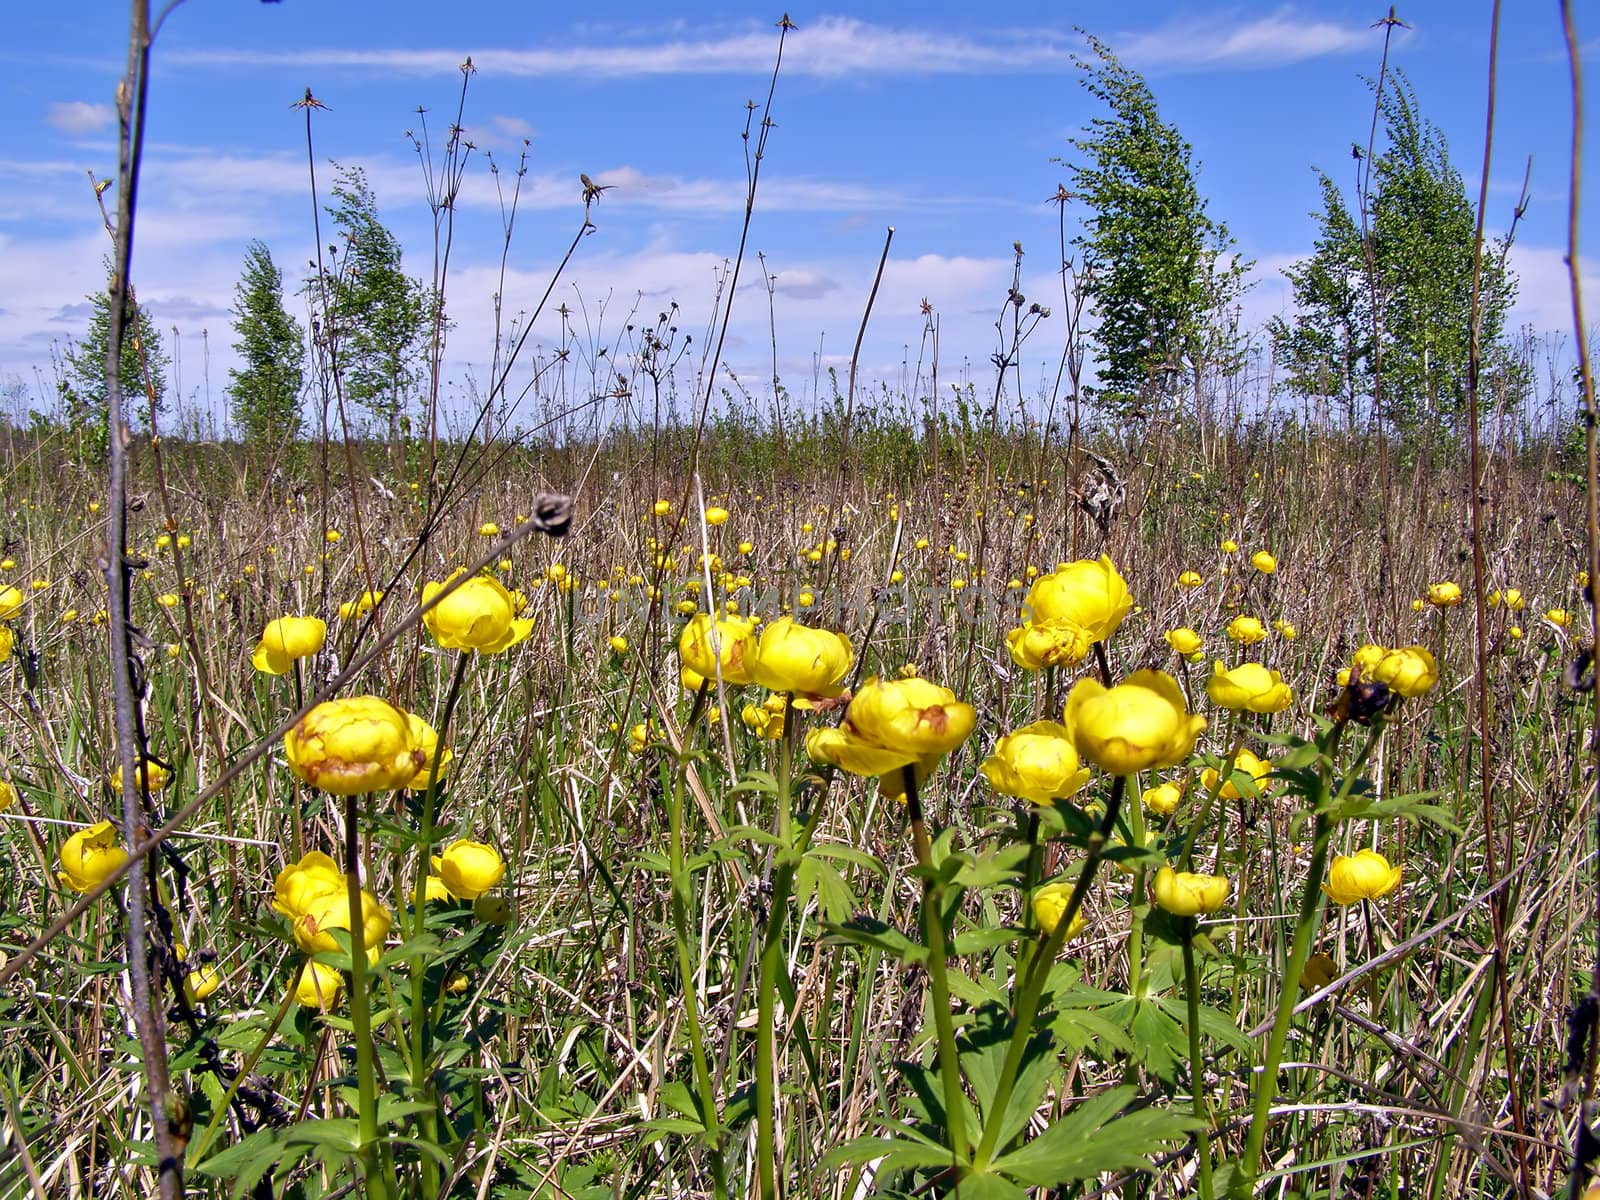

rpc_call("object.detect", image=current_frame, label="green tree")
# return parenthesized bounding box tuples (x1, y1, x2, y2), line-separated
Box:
(62, 261, 169, 440)
(1270, 74, 1522, 436)
(1063, 32, 1248, 420)
(228, 239, 306, 444)
(314, 164, 425, 444)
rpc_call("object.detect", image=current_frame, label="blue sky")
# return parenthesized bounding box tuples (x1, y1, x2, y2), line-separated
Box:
(2, 3, 1595, 427)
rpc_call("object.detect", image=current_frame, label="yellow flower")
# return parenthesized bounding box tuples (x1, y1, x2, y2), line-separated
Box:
(845, 676, 976, 758)
(1301, 952, 1337, 992)
(1063, 670, 1206, 775)
(285, 696, 425, 794)
(422, 571, 533, 654)
(609, 635, 629, 655)
(292, 883, 391, 956)
(1030, 880, 1089, 939)
(0, 625, 11, 663)
(271, 851, 346, 920)
(1201, 748, 1273, 799)
(747, 617, 853, 699)
(324, 529, 342, 544)
(292, 959, 344, 1010)
(1151, 866, 1230, 916)
(679, 613, 758, 686)
(110, 757, 172, 793)
(1273, 619, 1297, 640)
(1022, 556, 1132, 643)
(804, 725, 920, 777)
(438, 839, 506, 900)
(1165, 627, 1203, 658)
(406, 713, 452, 784)
(157, 593, 181, 609)
(1225, 614, 1267, 645)
(184, 965, 222, 1004)
(1176, 570, 1204, 589)
(652, 499, 672, 517)
(1141, 781, 1183, 817)
(980, 720, 1091, 806)
(741, 693, 788, 739)
(1323, 849, 1403, 904)
(1411, 598, 1426, 612)
(1005, 620, 1092, 670)
(1368, 646, 1438, 698)
(424, 874, 455, 903)
(1251, 550, 1277, 574)
(479, 522, 500, 536)
(250, 615, 327, 675)
(1351, 644, 1387, 680)
(1547, 608, 1574, 629)
(1206, 661, 1293, 713)
(705, 506, 730, 526)
(58, 820, 130, 892)
(1219, 539, 1239, 555)
(738, 540, 755, 555)
(1426, 581, 1462, 607)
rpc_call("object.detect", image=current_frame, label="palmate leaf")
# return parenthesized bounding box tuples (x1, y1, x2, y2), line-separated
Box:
(823, 916, 928, 966)
(825, 1131, 963, 1175)
(990, 1085, 1199, 1186)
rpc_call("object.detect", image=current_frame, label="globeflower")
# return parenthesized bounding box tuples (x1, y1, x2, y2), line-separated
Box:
(1176, 570, 1204, 589)
(1220, 539, 1239, 555)
(1201, 747, 1273, 799)
(1207, 661, 1293, 713)
(1142, 780, 1183, 817)
(110, 757, 172, 793)
(285, 696, 425, 794)
(405, 713, 452, 784)
(846, 676, 976, 759)
(1006, 620, 1092, 670)
(678, 612, 757, 687)
(250, 615, 327, 675)
(438, 839, 506, 900)
(1022, 556, 1132, 643)
(1546, 608, 1574, 629)
(1251, 550, 1277, 574)
(272, 852, 346, 921)
(747, 617, 853, 700)
(741, 693, 788, 739)
(292, 884, 391, 957)
(1165, 627, 1203, 658)
(58, 820, 130, 892)
(1226, 615, 1267, 646)
(1323, 849, 1403, 904)
(980, 720, 1091, 806)
(0, 778, 14, 810)
(292, 960, 344, 1010)
(0, 585, 22, 621)
(1151, 866, 1230, 916)
(1063, 670, 1206, 775)
(1030, 880, 1089, 938)
(705, 506, 730, 526)
(422, 571, 533, 654)
(1426, 581, 1462, 607)
(1368, 645, 1438, 699)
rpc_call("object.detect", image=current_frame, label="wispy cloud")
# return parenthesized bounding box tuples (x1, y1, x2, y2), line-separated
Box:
(1117, 7, 1377, 69)
(166, 10, 1375, 81)
(44, 101, 116, 136)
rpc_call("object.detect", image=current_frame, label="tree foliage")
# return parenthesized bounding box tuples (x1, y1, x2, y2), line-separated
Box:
(228, 239, 306, 445)
(314, 164, 426, 441)
(62, 262, 169, 443)
(1270, 74, 1522, 435)
(1064, 33, 1248, 418)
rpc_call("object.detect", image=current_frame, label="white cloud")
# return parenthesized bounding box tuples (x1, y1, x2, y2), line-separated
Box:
(1506, 243, 1600, 339)
(44, 101, 115, 135)
(1118, 7, 1377, 69)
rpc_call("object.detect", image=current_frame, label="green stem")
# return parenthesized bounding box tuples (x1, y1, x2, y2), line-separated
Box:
(903, 762, 969, 1170)
(1015, 808, 1044, 989)
(1126, 780, 1148, 999)
(671, 683, 727, 1196)
(755, 697, 796, 1200)
(344, 793, 391, 1200)
(1182, 923, 1214, 1200)
(975, 775, 1126, 1171)
(1240, 719, 1380, 1185)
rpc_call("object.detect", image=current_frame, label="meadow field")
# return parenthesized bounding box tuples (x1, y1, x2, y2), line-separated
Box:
(4, 3, 1600, 1199)
(0, 405, 1595, 1197)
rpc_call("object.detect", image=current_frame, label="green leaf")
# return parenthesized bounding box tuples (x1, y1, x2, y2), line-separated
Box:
(824, 1133, 962, 1174)
(991, 1085, 1198, 1185)
(951, 926, 1027, 957)
(823, 916, 928, 966)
